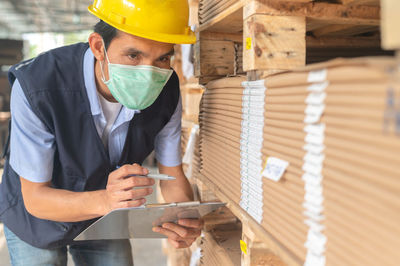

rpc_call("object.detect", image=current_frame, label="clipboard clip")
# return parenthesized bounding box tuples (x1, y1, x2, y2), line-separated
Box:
(145, 201, 201, 208)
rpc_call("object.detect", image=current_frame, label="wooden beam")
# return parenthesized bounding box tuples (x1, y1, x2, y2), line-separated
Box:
(199, 0, 238, 22)
(338, 0, 380, 6)
(199, 75, 226, 85)
(381, 0, 400, 50)
(243, 14, 306, 72)
(198, 174, 302, 266)
(188, 0, 199, 26)
(199, 0, 244, 33)
(203, 206, 238, 231)
(306, 46, 394, 64)
(194, 39, 235, 76)
(198, 31, 243, 43)
(201, 230, 242, 266)
(242, 227, 286, 266)
(247, 69, 285, 81)
(312, 24, 379, 37)
(244, 0, 380, 26)
(306, 36, 381, 49)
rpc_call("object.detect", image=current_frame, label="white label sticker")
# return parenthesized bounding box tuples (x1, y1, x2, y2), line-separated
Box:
(261, 157, 289, 182)
(307, 69, 327, 83)
(302, 162, 323, 176)
(304, 124, 325, 136)
(304, 252, 326, 266)
(303, 152, 325, 165)
(302, 173, 323, 186)
(307, 81, 329, 92)
(303, 143, 325, 154)
(306, 92, 326, 105)
(304, 219, 325, 232)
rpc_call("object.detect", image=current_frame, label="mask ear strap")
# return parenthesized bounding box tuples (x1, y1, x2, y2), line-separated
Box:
(100, 39, 110, 83)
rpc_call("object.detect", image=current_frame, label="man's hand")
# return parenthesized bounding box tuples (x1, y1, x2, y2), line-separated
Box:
(152, 218, 204, 248)
(101, 163, 155, 214)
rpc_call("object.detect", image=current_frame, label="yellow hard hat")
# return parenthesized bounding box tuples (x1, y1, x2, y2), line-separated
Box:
(88, 0, 196, 44)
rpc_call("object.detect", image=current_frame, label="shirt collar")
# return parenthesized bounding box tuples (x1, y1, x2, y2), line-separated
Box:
(83, 48, 140, 120)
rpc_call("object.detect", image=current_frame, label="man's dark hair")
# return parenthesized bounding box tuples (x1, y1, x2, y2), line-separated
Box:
(94, 20, 118, 49)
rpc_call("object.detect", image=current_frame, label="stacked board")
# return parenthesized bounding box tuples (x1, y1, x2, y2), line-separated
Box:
(198, 57, 400, 265)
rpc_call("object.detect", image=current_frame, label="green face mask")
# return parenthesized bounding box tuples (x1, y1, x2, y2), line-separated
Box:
(100, 45, 173, 110)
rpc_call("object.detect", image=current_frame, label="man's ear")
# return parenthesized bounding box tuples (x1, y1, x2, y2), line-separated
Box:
(88, 32, 105, 61)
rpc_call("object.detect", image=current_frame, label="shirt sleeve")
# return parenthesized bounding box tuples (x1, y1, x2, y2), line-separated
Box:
(154, 95, 182, 167)
(9, 79, 56, 182)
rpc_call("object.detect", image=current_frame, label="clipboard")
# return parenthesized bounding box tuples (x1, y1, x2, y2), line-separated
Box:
(74, 201, 225, 241)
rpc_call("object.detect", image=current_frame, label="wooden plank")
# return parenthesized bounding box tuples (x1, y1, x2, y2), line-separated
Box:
(306, 46, 394, 64)
(194, 39, 235, 76)
(242, 227, 287, 266)
(243, 14, 306, 71)
(203, 206, 238, 231)
(197, 174, 302, 266)
(199, 0, 221, 14)
(198, 31, 243, 43)
(199, 75, 227, 85)
(199, 0, 244, 33)
(312, 24, 379, 37)
(338, 0, 380, 6)
(306, 35, 381, 48)
(189, 0, 200, 26)
(244, 0, 380, 26)
(234, 43, 245, 75)
(381, 0, 400, 50)
(199, 0, 238, 22)
(200, 229, 242, 266)
(247, 69, 285, 81)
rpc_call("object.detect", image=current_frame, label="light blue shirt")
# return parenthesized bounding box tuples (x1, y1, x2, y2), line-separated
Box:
(9, 48, 182, 183)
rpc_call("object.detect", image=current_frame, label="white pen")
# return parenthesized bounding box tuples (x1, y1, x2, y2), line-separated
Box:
(116, 166, 175, 180)
(126, 174, 176, 181)
(147, 174, 176, 181)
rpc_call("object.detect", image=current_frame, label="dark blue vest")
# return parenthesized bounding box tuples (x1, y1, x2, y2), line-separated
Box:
(0, 43, 180, 249)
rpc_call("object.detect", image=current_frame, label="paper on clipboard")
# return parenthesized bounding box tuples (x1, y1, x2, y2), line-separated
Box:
(74, 201, 225, 241)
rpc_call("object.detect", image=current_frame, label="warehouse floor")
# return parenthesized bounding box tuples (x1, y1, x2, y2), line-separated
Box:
(0, 166, 167, 266)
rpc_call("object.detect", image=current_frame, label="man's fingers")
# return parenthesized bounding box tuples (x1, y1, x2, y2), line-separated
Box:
(113, 176, 155, 191)
(118, 198, 146, 209)
(152, 226, 184, 241)
(161, 223, 201, 238)
(119, 187, 153, 201)
(177, 219, 204, 229)
(110, 164, 149, 181)
(168, 239, 190, 249)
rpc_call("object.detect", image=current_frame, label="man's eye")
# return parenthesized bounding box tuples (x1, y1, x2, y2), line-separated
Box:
(129, 54, 138, 59)
(160, 57, 170, 62)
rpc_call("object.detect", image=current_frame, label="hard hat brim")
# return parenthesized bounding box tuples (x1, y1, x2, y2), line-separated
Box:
(88, 5, 196, 45)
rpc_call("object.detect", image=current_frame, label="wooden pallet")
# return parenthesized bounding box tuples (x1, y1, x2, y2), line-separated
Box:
(200, 222, 242, 266)
(185, 1, 400, 266)
(197, 173, 302, 266)
(194, 0, 393, 83)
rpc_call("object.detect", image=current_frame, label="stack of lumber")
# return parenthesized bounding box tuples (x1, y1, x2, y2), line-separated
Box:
(234, 43, 244, 75)
(200, 229, 241, 266)
(198, 0, 239, 26)
(198, 57, 400, 265)
(199, 76, 246, 205)
(181, 83, 204, 123)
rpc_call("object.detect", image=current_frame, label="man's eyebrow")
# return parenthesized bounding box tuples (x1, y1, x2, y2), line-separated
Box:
(158, 49, 175, 59)
(123, 48, 149, 57)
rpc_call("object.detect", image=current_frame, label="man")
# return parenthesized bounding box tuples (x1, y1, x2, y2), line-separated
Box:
(0, 0, 202, 265)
